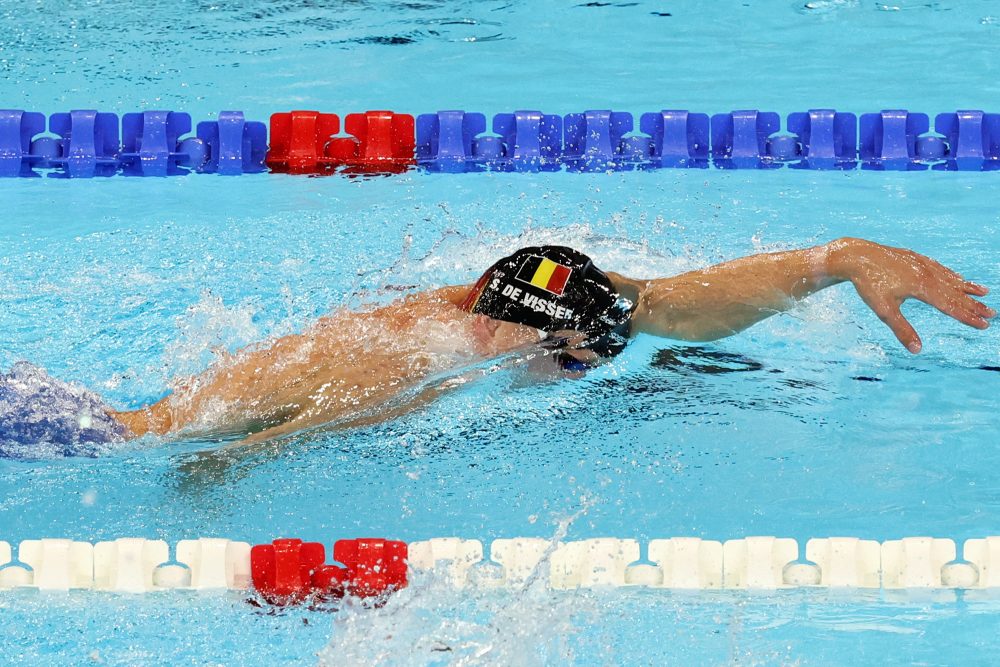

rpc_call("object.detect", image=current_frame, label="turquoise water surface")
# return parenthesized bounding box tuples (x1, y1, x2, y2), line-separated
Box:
(2, 1, 1000, 665)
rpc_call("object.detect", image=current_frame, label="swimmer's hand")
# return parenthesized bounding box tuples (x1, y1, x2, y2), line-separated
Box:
(828, 237, 994, 353)
(621, 236, 992, 352)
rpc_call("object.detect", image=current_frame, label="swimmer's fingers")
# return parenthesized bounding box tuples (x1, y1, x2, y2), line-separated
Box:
(882, 305, 922, 353)
(966, 282, 991, 297)
(856, 286, 922, 353)
(905, 253, 994, 325)
(915, 286, 994, 330)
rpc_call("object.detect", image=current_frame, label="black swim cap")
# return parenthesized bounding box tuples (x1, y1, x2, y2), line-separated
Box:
(461, 246, 633, 358)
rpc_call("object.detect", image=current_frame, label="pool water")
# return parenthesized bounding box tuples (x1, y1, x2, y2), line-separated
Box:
(2, 1, 1000, 665)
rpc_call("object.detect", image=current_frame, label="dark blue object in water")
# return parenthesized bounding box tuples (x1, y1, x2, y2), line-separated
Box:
(619, 135, 653, 162)
(934, 110, 1000, 171)
(859, 109, 929, 170)
(492, 110, 562, 171)
(415, 110, 488, 173)
(0, 110, 47, 177)
(563, 110, 634, 171)
(472, 134, 503, 160)
(196, 111, 268, 175)
(48, 110, 120, 178)
(0, 362, 126, 458)
(639, 110, 710, 168)
(786, 109, 857, 169)
(916, 134, 947, 161)
(710, 110, 780, 168)
(120, 110, 194, 176)
(766, 134, 801, 161)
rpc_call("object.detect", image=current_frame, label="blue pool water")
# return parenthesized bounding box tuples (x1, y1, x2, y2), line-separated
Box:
(3, 1, 1000, 664)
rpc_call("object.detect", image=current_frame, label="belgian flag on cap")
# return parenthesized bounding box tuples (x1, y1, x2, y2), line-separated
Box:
(514, 255, 573, 296)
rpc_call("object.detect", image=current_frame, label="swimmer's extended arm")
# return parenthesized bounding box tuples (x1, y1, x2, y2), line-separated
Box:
(614, 237, 993, 353)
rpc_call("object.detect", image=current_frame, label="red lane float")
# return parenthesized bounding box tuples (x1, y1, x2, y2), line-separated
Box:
(334, 111, 415, 173)
(266, 111, 341, 173)
(250, 537, 408, 604)
(250, 538, 326, 602)
(334, 537, 408, 597)
(265, 110, 414, 174)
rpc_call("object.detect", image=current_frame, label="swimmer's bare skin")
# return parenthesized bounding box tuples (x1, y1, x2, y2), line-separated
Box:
(111, 237, 993, 442)
(111, 285, 542, 441)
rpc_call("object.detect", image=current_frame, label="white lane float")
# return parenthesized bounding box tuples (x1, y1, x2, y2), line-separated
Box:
(1, 534, 1000, 600)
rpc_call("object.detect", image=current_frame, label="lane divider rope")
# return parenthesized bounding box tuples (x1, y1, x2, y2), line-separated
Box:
(1, 535, 999, 603)
(2, 108, 999, 177)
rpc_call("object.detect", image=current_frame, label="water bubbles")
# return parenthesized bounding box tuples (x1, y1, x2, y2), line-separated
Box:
(162, 291, 261, 380)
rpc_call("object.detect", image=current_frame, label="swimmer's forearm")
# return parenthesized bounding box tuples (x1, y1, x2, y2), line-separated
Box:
(629, 239, 855, 341)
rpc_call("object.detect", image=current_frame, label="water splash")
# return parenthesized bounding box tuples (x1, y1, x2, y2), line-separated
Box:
(397, 223, 691, 289)
(317, 507, 597, 666)
(162, 290, 262, 381)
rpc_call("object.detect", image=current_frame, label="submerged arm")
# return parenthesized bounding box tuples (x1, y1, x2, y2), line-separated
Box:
(615, 237, 993, 352)
(112, 284, 479, 438)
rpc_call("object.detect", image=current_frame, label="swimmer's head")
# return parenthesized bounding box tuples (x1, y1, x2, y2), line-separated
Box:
(461, 246, 634, 362)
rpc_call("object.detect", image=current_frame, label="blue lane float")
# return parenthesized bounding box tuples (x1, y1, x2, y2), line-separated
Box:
(786, 109, 857, 170)
(710, 110, 781, 169)
(196, 111, 268, 175)
(48, 110, 121, 178)
(120, 111, 195, 176)
(935, 110, 1000, 171)
(492, 110, 562, 171)
(0, 110, 48, 177)
(1, 107, 999, 176)
(0, 109, 267, 178)
(859, 110, 930, 171)
(416, 110, 560, 172)
(639, 111, 710, 168)
(563, 110, 636, 171)
(415, 110, 490, 172)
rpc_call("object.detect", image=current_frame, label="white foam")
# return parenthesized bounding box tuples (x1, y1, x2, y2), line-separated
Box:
(161, 290, 261, 381)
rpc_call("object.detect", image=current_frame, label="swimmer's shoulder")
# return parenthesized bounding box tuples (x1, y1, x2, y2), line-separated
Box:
(417, 284, 475, 307)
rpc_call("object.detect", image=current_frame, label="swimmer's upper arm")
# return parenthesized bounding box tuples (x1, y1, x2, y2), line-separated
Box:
(629, 273, 743, 341)
(615, 245, 843, 342)
(608, 271, 710, 340)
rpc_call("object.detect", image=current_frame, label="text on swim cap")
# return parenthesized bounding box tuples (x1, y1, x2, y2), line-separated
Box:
(494, 279, 575, 320)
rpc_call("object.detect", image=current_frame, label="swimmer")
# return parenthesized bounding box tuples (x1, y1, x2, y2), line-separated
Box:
(1, 237, 993, 453)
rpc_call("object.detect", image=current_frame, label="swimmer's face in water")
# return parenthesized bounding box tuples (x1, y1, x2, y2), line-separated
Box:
(468, 313, 543, 356)
(469, 314, 601, 373)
